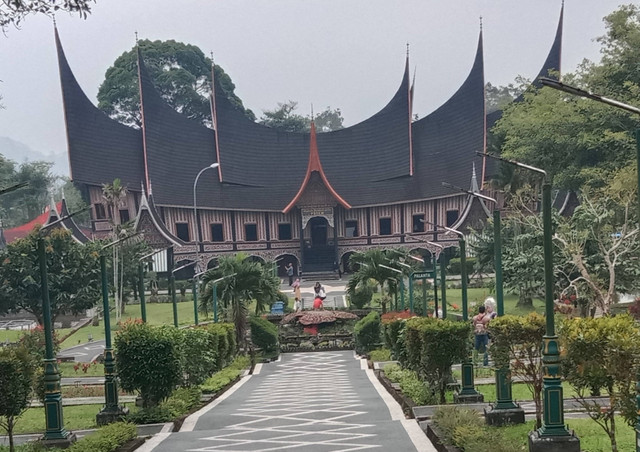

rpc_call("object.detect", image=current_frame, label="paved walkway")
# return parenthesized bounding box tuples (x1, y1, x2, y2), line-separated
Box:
(139, 351, 435, 452)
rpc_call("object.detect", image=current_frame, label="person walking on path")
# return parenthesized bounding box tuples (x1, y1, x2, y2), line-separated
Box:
(472, 305, 491, 366)
(314, 282, 326, 300)
(292, 278, 302, 307)
(286, 263, 294, 286)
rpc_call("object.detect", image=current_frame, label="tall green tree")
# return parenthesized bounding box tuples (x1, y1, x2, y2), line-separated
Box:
(493, 4, 640, 191)
(259, 101, 344, 132)
(199, 253, 279, 347)
(97, 39, 254, 128)
(0, 346, 36, 452)
(0, 228, 101, 325)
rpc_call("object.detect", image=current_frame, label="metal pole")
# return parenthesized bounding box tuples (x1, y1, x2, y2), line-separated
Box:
(538, 183, 571, 436)
(409, 276, 414, 313)
(96, 255, 127, 424)
(192, 278, 199, 325)
(38, 237, 72, 442)
(460, 239, 468, 321)
(138, 262, 147, 323)
(491, 208, 518, 411)
(432, 255, 437, 317)
(213, 284, 218, 323)
(440, 251, 447, 319)
(400, 278, 405, 311)
(171, 273, 178, 328)
(494, 210, 504, 316)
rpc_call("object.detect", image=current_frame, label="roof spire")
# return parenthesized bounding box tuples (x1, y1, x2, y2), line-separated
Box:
(135, 31, 139, 45)
(310, 103, 314, 121)
(406, 42, 410, 58)
(479, 16, 483, 31)
(52, 15, 56, 27)
(470, 162, 480, 192)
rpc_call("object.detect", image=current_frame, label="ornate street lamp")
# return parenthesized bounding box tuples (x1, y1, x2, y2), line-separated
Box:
(37, 207, 89, 446)
(96, 232, 142, 425)
(442, 182, 524, 425)
(193, 163, 220, 272)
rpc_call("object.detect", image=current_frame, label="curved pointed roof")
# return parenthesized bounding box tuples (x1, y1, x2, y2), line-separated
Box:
(55, 28, 144, 190)
(283, 122, 351, 213)
(137, 50, 218, 207)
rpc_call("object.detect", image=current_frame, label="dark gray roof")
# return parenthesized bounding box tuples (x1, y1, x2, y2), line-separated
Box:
(55, 29, 145, 191)
(137, 50, 219, 207)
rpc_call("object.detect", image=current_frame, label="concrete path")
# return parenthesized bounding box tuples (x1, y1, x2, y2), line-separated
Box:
(59, 339, 105, 361)
(139, 351, 436, 452)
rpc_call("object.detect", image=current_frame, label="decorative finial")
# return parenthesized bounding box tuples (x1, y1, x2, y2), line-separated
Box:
(406, 42, 409, 58)
(479, 16, 483, 31)
(561, 0, 564, 7)
(135, 31, 139, 44)
(52, 15, 56, 27)
(310, 103, 314, 120)
(210, 51, 214, 64)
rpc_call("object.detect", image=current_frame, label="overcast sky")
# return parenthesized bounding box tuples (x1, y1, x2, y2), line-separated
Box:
(0, 0, 627, 176)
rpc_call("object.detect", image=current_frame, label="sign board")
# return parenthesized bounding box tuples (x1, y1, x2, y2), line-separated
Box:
(411, 271, 435, 280)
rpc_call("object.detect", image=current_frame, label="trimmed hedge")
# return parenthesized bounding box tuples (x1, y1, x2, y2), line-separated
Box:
(66, 422, 136, 452)
(349, 285, 373, 309)
(354, 311, 381, 353)
(250, 316, 278, 352)
(179, 328, 217, 387)
(432, 406, 514, 452)
(401, 317, 471, 403)
(383, 319, 406, 360)
(446, 257, 476, 276)
(205, 323, 236, 369)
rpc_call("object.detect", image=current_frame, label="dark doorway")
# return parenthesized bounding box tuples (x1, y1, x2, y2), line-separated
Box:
(310, 217, 328, 246)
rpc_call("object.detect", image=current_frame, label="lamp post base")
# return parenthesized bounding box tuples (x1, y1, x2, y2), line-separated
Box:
(41, 432, 77, 449)
(96, 406, 130, 426)
(528, 429, 580, 452)
(484, 405, 525, 426)
(454, 391, 485, 404)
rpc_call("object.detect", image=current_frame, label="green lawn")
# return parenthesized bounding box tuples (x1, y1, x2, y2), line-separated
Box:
(0, 327, 73, 345)
(501, 418, 634, 452)
(11, 403, 136, 434)
(59, 299, 212, 349)
(373, 286, 546, 317)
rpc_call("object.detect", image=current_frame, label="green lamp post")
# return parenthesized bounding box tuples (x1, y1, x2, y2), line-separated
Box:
(442, 182, 523, 424)
(96, 232, 142, 425)
(171, 260, 198, 327)
(426, 241, 443, 318)
(36, 210, 90, 447)
(380, 264, 405, 313)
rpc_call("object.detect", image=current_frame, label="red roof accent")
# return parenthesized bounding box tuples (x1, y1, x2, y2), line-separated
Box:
(283, 123, 351, 213)
(4, 202, 62, 243)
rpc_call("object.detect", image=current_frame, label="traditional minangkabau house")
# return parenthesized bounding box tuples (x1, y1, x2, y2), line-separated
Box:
(53, 7, 569, 278)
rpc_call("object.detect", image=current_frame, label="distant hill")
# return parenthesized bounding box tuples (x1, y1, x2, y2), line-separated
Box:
(0, 137, 69, 176)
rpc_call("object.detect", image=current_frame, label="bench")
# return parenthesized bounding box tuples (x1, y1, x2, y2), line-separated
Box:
(271, 301, 284, 315)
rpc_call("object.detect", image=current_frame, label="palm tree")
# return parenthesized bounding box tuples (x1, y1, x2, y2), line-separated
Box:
(102, 178, 127, 322)
(347, 248, 412, 313)
(200, 253, 279, 347)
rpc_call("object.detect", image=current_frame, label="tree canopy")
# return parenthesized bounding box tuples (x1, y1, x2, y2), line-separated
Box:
(97, 39, 255, 128)
(493, 5, 640, 191)
(259, 101, 344, 132)
(0, 155, 57, 228)
(1, 0, 93, 33)
(0, 228, 101, 325)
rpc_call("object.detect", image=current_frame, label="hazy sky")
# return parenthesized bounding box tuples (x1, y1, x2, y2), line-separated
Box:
(0, 0, 627, 176)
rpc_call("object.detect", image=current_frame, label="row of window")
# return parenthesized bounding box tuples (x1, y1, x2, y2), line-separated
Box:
(172, 210, 459, 243)
(94, 204, 130, 223)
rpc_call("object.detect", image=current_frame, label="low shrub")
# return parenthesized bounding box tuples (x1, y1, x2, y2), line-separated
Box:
(66, 422, 136, 452)
(354, 311, 381, 353)
(115, 323, 182, 408)
(127, 387, 203, 424)
(384, 364, 435, 406)
(432, 406, 514, 452)
(349, 285, 373, 309)
(179, 328, 217, 387)
(206, 323, 236, 369)
(369, 348, 391, 362)
(201, 355, 250, 394)
(447, 256, 476, 276)
(126, 405, 174, 424)
(250, 316, 278, 352)
(382, 315, 410, 360)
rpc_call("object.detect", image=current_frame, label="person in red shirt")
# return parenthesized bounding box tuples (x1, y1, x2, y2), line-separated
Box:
(313, 296, 324, 310)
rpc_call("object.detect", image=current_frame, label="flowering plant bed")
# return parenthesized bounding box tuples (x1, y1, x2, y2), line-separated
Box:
(281, 310, 358, 326)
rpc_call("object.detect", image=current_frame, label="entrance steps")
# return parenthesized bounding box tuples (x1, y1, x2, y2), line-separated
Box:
(301, 271, 342, 282)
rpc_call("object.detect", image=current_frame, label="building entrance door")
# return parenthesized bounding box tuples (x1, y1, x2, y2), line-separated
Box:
(310, 217, 327, 246)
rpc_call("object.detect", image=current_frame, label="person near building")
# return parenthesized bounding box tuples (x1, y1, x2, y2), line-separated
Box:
(472, 305, 491, 366)
(286, 263, 294, 286)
